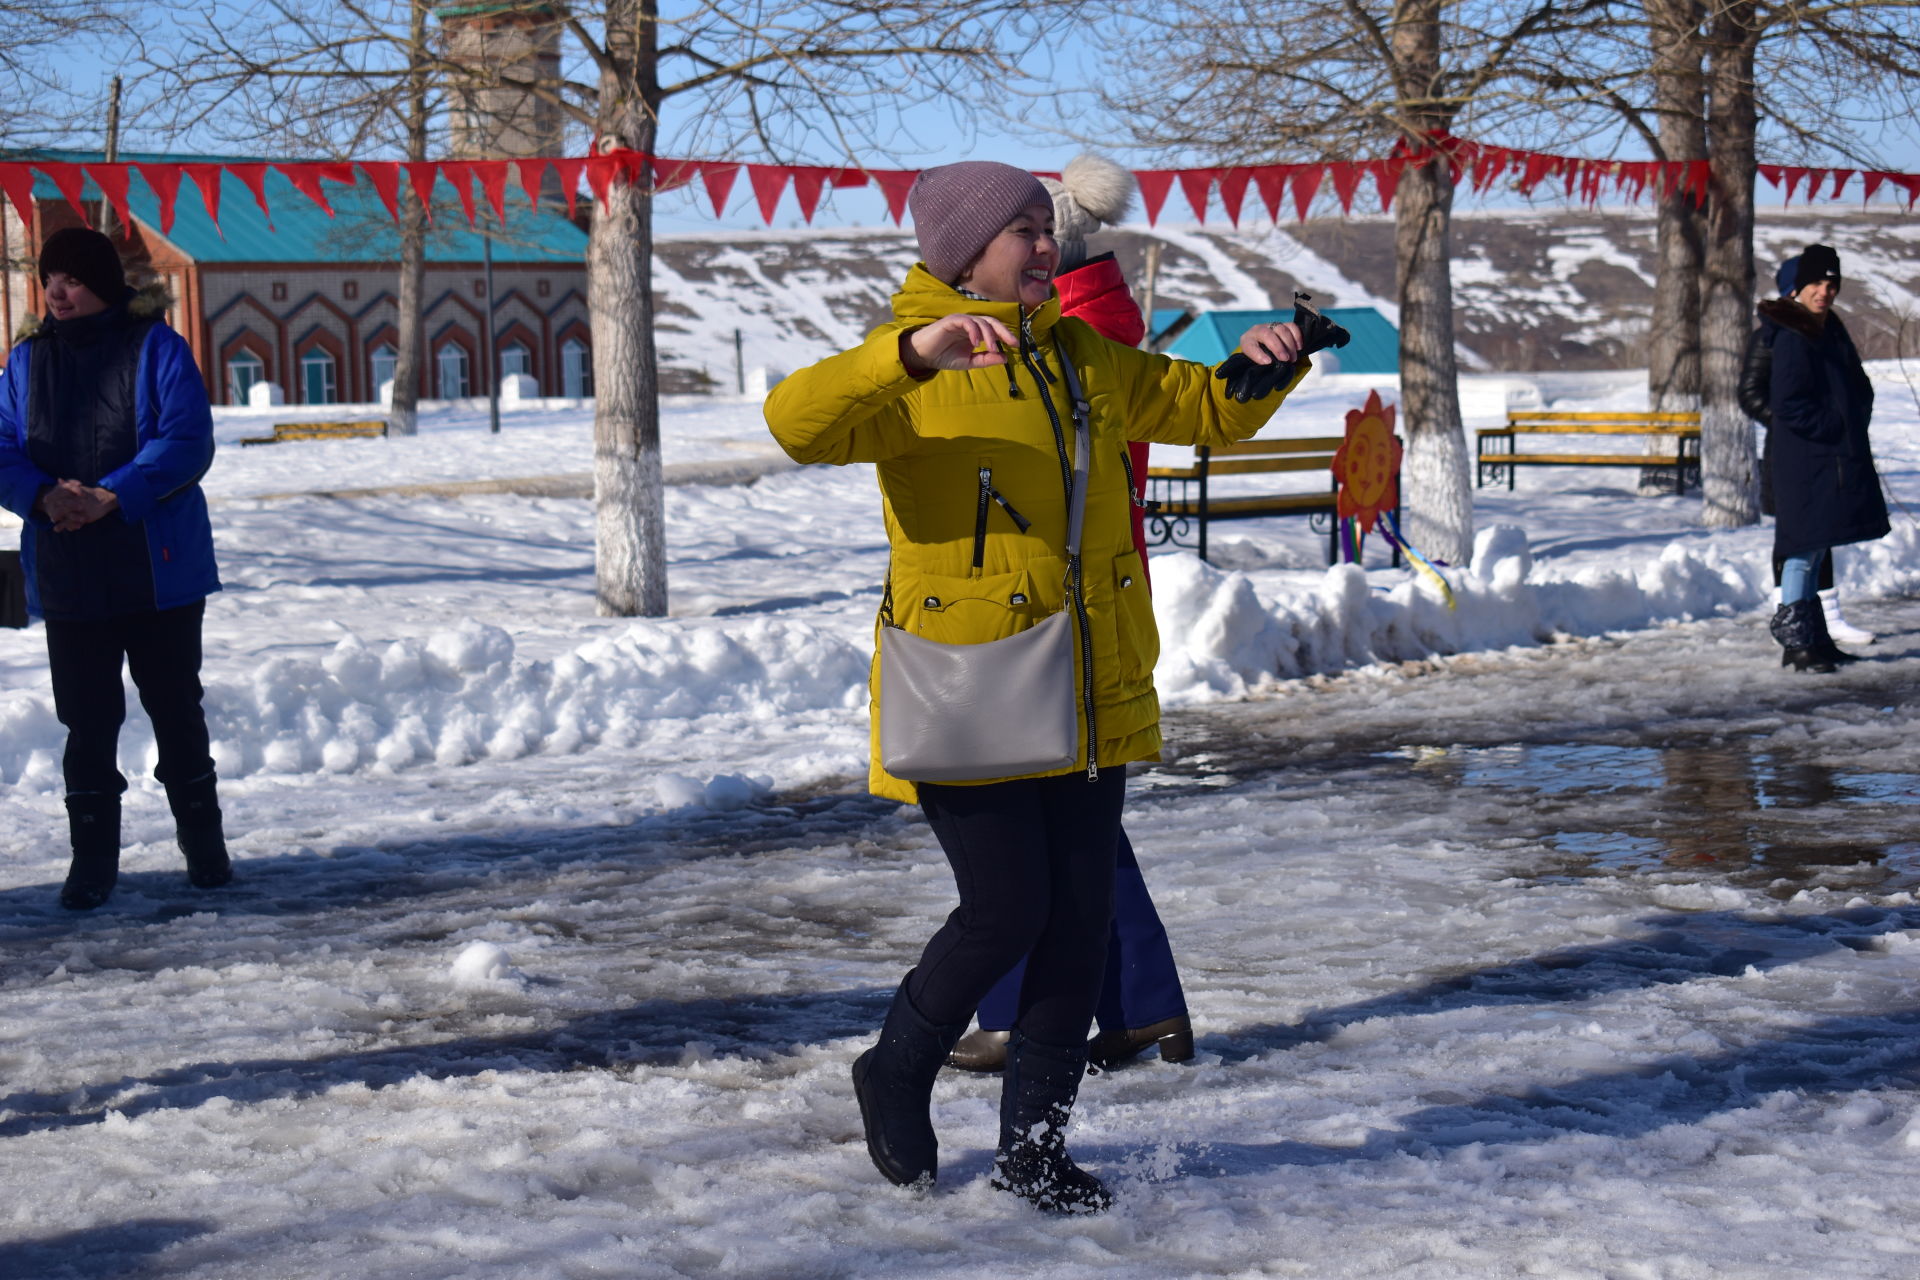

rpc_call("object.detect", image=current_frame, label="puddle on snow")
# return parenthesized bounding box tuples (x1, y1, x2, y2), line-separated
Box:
(1382, 739, 1920, 895)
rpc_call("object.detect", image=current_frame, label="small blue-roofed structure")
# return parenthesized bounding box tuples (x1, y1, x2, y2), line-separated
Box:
(1163, 306, 1399, 374)
(2, 150, 594, 407)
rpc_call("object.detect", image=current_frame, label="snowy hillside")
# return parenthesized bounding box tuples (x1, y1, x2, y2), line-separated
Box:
(651, 207, 1920, 385)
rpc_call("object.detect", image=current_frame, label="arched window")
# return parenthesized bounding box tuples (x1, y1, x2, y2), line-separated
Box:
(226, 350, 265, 405)
(499, 341, 533, 387)
(300, 348, 338, 405)
(437, 342, 470, 400)
(369, 343, 398, 398)
(561, 337, 591, 399)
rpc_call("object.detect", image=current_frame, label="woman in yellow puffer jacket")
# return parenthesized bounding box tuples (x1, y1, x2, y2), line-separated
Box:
(764, 161, 1306, 1214)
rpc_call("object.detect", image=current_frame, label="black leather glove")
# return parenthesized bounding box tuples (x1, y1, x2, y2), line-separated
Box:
(1213, 294, 1351, 402)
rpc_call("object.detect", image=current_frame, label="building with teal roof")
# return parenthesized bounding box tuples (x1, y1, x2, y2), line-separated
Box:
(1162, 306, 1399, 374)
(2, 150, 593, 406)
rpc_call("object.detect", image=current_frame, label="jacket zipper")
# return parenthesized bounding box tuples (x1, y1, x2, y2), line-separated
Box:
(973, 467, 991, 573)
(1017, 317, 1099, 782)
(1118, 446, 1146, 509)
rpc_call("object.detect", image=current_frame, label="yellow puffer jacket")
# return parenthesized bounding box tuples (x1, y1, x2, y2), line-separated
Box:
(765, 264, 1305, 803)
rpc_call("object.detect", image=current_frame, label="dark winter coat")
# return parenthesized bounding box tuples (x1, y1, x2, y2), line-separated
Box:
(1738, 324, 1777, 515)
(0, 284, 220, 620)
(1761, 297, 1889, 560)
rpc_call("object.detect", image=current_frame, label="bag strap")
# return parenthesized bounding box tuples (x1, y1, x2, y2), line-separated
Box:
(1055, 334, 1093, 562)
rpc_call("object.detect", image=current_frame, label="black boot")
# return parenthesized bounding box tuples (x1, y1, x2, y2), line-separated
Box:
(59, 794, 121, 911)
(1808, 597, 1861, 667)
(851, 976, 967, 1189)
(1770, 601, 1835, 674)
(991, 1032, 1114, 1214)
(167, 772, 232, 889)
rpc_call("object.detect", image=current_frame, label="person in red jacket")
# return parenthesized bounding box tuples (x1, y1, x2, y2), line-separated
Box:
(946, 154, 1194, 1075)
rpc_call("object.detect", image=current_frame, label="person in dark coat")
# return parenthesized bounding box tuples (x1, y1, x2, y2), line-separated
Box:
(947, 155, 1194, 1077)
(1755, 243, 1889, 672)
(0, 227, 233, 909)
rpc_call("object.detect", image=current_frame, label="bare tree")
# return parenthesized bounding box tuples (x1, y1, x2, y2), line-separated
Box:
(0, 2, 132, 143)
(1096, 0, 1611, 569)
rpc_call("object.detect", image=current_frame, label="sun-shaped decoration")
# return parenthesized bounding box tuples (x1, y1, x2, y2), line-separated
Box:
(1331, 389, 1401, 534)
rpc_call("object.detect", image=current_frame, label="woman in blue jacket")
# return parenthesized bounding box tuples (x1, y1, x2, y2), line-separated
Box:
(0, 227, 231, 909)
(1758, 244, 1889, 672)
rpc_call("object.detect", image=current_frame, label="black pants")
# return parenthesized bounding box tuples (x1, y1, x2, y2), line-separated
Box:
(46, 601, 213, 798)
(907, 769, 1124, 1046)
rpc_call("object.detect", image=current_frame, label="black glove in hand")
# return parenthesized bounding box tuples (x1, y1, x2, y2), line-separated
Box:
(1212, 297, 1353, 403)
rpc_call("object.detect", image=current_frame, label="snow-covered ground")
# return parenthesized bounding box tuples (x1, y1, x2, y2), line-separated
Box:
(2, 363, 1919, 1277)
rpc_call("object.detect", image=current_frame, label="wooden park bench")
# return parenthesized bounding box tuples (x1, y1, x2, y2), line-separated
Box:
(1145, 434, 1401, 566)
(240, 420, 389, 446)
(1476, 411, 1701, 494)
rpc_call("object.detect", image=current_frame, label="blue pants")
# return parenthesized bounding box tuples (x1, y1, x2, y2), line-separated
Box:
(1780, 547, 1829, 605)
(974, 828, 1188, 1035)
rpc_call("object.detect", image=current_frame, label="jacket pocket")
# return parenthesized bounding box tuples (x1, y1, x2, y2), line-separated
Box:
(897, 566, 1040, 646)
(1110, 550, 1157, 685)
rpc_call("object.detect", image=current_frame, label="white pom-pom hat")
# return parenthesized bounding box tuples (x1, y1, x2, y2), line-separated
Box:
(1040, 153, 1136, 241)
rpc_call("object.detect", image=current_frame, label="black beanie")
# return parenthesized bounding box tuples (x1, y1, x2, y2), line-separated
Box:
(1793, 244, 1841, 291)
(38, 227, 127, 306)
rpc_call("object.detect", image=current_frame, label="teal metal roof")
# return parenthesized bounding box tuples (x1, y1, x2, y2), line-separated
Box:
(11, 150, 586, 265)
(1164, 306, 1399, 374)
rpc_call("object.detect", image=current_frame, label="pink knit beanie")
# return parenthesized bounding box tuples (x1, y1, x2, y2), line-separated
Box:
(908, 161, 1052, 284)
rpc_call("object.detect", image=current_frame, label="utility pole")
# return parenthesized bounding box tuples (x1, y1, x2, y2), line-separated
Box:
(101, 75, 122, 242)
(482, 225, 499, 433)
(734, 328, 744, 394)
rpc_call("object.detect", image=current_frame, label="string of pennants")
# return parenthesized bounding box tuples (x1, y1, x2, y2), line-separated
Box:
(3, 135, 1915, 238)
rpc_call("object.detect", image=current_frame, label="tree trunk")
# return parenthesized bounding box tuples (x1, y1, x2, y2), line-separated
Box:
(1642, 0, 1706, 491)
(590, 0, 667, 617)
(1391, 0, 1473, 568)
(1700, 0, 1760, 528)
(387, 0, 429, 437)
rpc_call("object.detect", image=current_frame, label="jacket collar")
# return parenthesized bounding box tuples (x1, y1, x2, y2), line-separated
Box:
(892, 263, 1062, 337)
(1759, 296, 1832, 343)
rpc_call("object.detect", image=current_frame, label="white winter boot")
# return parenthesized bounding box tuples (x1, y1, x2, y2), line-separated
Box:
(1819, 588, 1875, 646)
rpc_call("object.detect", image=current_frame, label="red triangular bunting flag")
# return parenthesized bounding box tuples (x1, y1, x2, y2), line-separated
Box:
(748, 164, 790, 223)
(831, 167, 870, 189)
(359, 162, 401, 222)
(1177, 169, 1217, 223)
(1328, 162, 1363, 214)
(1519, 152, 1556, 196)
(584, 155, 623, 211)
(868, 169, 915, 224)
(0, 165, 35, 235)
(700, 163, 741, 217)
(1827, 169, 1853, 199)
(1291, 165, 1324, 221)
(1369, 157, 1403, 213)
(1863, 171, 1887, 202)
(405, 161, 441, 223)
(1689, 160, 1711, 208)
(649, 156, 698, 193)
(131, 163, 183, 236)
(1134, 170, 1174, 225)
(225, 163, 274, 227)
(1252, 165, 1290, 221)
(1781, 166, 1809, 203)
(182, 164, 224, 235)
(1217, 168, 1252, 226)
(512, 158, 548, 209)
(275, 163, 337, 217)
(789, 166, 833, 223)
(552, 157, 586, 219)
(439, 161, 481, 225)
(85, 164, 133, 233)
(1756, 163, 1784, 190)
(473, 160, 511, 225)
(36, 162, 92, 226)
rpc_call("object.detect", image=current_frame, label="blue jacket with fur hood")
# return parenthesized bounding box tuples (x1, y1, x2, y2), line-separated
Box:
(0, 282, 220, 620)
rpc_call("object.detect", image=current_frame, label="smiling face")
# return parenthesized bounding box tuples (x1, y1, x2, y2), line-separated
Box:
(43, 272, 107, 322)
(1794, 277, 1839, 315)
(956, 203, 1058, 307)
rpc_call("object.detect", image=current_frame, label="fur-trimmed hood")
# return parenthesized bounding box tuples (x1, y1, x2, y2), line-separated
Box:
(1758, 295, 1836, 344)
(15, 281, 173, 344)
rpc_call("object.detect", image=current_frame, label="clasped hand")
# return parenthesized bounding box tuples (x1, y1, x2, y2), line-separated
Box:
(898, 314, 1019, 375)
(37, 479, 118, 533)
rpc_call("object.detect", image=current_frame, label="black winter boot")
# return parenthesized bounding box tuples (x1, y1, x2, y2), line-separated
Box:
(991, 1032, 1114, 1215)
(1808, 597, 1861, 667)
(167, 772, 232, 889)
(59, 794, 121, 911)
(851, 975, 967, 1189)
(1770, 601, 1835, 674)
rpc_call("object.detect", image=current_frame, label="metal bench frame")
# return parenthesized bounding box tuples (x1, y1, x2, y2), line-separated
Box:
(1476, 411, 1702, 494)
